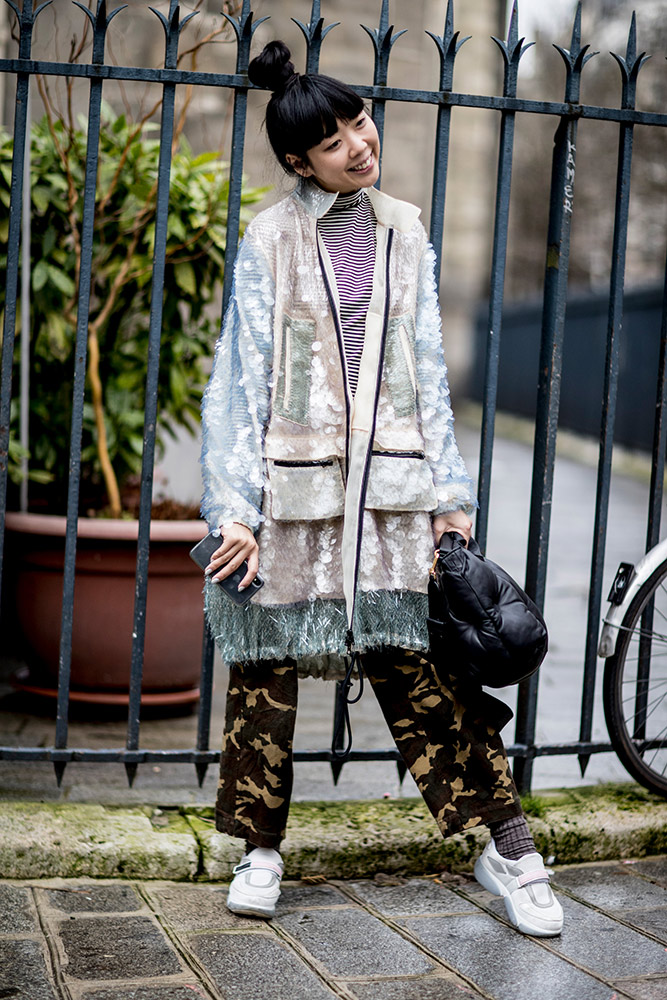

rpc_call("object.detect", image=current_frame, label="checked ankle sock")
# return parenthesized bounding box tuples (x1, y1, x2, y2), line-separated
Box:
(489, 815, 538, 861)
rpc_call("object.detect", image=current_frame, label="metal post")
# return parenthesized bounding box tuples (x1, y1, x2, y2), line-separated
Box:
(19, 84, 30, 511)
(125, 0, 198, 787)
(578, 14, 648, 776)
(426, 0, 470, 285)
(513, 2, 595, 793)
(475, 0, 532, 550)
(54, 0, 125, 786)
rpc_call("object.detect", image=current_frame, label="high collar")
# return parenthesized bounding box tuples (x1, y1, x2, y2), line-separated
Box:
(295, 178, 421, 233)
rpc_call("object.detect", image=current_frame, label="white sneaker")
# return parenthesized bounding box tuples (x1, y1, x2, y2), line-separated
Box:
(227, 847, 284, 919)
(474, 839, 563, 937)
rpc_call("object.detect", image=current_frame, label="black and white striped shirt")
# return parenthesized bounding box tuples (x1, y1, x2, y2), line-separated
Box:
(317, 189, 377, 396)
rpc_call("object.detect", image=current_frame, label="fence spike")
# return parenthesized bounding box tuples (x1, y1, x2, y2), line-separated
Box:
(125, 762, 138, 787)
(508, 0, 519, 49)
(396, 759, 407, 786)
(149, 0, 199, 68)
(3, 0, 53, 57)
(491, 0, 533, 83)
(426, 0, 470, 92)
(292, 0, 340, 74)
(195, 762, 209, 788)
(610, 11, 650, 104)
(553, 0, 597, 100)
(72, 0, 127, 62)
(361, 0, 407, 88)
(222, 0, 269, 73)
(578, 753, 590, 778)
(330, 759, 345, 786)
(53, 761, 67, 787)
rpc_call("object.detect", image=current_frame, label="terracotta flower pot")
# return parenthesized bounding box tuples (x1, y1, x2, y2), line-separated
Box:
(4, 512, 208, 705)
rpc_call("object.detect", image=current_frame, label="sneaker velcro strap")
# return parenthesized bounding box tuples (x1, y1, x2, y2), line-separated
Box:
(232, 860, 283, 878)
(514, 869, 549, 889)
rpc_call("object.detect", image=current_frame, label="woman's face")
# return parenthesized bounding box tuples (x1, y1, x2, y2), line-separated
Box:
(289, 113, 381, 194)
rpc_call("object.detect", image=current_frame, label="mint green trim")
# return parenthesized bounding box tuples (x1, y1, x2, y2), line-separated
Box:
(205, 585, 430, 667)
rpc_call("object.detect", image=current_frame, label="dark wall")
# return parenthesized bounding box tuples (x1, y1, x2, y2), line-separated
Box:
(468, 285, 664, 452)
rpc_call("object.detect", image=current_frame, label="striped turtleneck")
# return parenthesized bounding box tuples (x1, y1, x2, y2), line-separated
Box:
(317, 188, 377, 396)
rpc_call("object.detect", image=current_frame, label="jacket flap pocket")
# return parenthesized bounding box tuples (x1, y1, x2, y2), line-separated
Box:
(267, 458, 345, 521)
(366, 452, 437, 512)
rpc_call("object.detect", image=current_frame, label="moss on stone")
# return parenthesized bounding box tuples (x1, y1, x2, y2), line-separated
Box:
(1, 783, 665, 881)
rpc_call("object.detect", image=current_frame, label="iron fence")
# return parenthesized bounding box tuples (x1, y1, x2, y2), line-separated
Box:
(1, 0, 666, 794)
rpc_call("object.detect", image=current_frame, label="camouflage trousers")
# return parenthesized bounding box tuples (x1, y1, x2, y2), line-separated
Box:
(216, 648, 523, 849)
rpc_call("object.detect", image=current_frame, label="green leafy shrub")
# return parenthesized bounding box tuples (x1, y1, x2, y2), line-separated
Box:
(0, 112, 266, 515)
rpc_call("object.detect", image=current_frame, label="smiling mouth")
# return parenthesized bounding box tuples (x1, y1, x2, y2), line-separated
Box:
(349, 152, 374, 172)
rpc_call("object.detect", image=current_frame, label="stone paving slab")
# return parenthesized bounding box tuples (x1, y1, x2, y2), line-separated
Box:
(345, 978, 486, 999)
(399, 912, 626, 1000)
(187, 931, 339, 999)
(0, 938, 61, 1000)
(276, 906, 435, 978)
(3, 866, 667, 1000)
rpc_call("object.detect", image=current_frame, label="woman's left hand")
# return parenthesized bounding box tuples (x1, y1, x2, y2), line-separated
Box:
(432, 510, 472, 548)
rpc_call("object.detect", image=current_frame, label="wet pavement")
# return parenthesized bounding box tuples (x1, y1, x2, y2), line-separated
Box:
(3, 857, 667, 1000)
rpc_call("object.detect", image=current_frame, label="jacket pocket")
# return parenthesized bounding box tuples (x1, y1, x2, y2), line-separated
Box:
(365, 451, 437, 512)
(267, 458, 345, 521)
(384, 315, 417, 418)
(274, 315, 316, 426)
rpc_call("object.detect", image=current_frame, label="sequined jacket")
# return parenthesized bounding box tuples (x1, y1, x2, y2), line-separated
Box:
(200, 180, 476, 671)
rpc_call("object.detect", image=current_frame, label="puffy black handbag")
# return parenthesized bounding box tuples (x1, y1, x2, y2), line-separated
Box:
(427, 532, 548, 690)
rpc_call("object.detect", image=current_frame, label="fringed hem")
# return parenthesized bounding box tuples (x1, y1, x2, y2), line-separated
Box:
(204, 585, 429, 678)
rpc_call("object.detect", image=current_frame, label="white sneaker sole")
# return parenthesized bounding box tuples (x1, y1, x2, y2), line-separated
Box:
(227, 894, 278, 919)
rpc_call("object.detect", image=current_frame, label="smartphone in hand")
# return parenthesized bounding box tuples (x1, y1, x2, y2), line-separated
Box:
(189, 529, 264, 606)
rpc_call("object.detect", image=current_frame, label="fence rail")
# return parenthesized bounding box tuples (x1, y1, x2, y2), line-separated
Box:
(1, 0, 666, 794)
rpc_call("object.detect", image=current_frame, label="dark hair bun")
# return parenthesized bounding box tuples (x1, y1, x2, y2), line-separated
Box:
(248, 40, 297, 93)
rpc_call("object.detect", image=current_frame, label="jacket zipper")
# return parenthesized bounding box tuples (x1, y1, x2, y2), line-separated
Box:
(371, 450, 425, 459)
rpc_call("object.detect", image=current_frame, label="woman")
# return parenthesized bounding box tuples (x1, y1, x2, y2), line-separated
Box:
(200, 40, 562, 937)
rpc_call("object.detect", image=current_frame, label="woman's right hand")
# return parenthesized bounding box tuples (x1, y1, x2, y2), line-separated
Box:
(206, 522, 259, 591)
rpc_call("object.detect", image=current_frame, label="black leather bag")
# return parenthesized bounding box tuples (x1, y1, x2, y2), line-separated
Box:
(427, 532, 548, 690)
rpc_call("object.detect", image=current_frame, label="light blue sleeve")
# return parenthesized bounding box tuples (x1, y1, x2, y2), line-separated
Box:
(414, 242, 477, 516)
(200, 236, 275, 531)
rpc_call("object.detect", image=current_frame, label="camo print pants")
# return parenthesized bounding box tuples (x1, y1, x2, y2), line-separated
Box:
(216, 648, 523, 849)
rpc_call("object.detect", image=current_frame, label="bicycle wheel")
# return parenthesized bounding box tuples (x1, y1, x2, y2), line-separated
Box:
(603, 557, 667, 796)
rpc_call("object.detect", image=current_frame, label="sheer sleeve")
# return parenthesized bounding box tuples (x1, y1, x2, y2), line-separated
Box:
(414, 242, 477, 516)
(200, 236, 275, 531)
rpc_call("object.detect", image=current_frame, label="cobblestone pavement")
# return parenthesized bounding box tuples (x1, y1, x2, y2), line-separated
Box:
(3, 856, 667, 1000)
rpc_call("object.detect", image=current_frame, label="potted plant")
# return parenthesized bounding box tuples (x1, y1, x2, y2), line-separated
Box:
(1, 110, 266, 705)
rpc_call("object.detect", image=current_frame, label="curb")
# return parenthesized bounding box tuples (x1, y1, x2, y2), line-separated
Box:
(1, 785, 665, 881)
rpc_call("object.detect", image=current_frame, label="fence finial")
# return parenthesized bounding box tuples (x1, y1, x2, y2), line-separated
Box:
(611, 11, 650, 109)
(222, 0, 270, 74)
(293, 0, 340, 75)
(361, 0, 407, 88)
(149, 1, 199, 69)
(491, 0, 533, 97)
(553, 0, 597, 103)
(72, 1, 127, 65)
(3, 0, 53, 59)
(426, 0, 470, 92)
